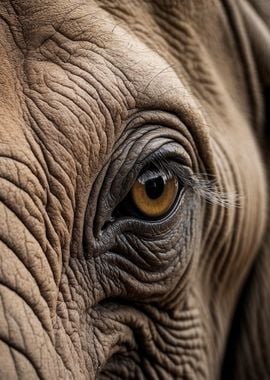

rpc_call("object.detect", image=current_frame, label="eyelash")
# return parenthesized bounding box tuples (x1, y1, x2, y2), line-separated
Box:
(137, 167, 176, 185)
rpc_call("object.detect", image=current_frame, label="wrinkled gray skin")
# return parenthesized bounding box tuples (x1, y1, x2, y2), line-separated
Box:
(0, 1, 269, 379)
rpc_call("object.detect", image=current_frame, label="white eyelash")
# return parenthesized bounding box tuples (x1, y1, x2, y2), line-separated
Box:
(137, 169, 172, 184)
(189, 175, 242, 209)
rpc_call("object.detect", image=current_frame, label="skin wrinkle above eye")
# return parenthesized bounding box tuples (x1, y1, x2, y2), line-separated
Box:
(33, 2, 215, 163)
(38, 32, 136, 121)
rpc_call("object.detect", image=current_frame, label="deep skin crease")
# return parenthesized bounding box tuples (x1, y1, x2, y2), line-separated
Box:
(0, 0, 269, 379)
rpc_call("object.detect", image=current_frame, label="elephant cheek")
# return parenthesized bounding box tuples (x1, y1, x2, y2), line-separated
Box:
(0, 135, 85, 378)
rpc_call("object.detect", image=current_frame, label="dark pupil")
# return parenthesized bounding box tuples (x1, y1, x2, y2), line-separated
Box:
(145, 176, 165, 200)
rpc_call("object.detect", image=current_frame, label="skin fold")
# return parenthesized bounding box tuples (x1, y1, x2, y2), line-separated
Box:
(0, 0, 269, 379)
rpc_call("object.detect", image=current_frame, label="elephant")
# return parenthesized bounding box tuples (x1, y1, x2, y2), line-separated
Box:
(0, 0, 269, 379)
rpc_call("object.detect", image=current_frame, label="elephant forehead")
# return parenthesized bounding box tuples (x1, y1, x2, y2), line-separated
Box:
(11, 1, 206, 176)
(9, 1, 200, 110)
(7, 0, 255, 122)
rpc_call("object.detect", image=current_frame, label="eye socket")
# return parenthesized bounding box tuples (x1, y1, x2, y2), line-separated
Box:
(131, 174, 179, 219)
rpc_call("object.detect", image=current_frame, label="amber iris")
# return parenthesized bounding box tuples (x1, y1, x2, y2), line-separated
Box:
(131, 175, 179, 218)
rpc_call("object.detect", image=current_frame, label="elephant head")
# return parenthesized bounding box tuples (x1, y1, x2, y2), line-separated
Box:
(0, 1, 269, 379)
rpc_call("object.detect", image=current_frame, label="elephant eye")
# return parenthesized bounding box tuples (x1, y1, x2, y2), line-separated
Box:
(131, 173, 179, 218)
(115, 164, 181, 220)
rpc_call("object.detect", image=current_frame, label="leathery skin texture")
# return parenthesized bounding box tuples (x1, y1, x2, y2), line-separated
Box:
(0, 0, 269, 379)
